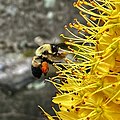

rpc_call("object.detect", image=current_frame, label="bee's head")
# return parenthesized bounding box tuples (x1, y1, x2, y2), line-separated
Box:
(51, 44, 59, 55)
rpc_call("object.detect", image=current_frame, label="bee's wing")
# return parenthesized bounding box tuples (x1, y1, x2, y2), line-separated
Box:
(34, 36, 54, 46)
(55, 43, 67, 49)
(34, 36, 67, 46)
(34, 36, 44, 46)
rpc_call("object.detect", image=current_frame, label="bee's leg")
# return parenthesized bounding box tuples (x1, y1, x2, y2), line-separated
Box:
(44, 73, 47, 76)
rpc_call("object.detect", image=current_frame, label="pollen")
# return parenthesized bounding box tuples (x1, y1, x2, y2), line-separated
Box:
(41, 61, 49, 74)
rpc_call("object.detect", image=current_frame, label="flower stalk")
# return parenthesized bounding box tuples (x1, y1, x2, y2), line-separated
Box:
(41, 0, 120, 120)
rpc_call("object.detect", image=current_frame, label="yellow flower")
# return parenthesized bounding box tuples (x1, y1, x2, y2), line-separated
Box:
(40, 0, 120, 120)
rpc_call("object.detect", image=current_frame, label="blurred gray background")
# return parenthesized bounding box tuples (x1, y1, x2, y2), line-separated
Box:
(0, 0, 79, 120)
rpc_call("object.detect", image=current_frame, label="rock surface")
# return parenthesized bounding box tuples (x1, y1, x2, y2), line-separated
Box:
(0, 82, 57, 120)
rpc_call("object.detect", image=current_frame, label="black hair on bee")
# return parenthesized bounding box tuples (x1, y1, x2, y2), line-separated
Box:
(31, 65, 42, 79)
(31, 56, 42, 78)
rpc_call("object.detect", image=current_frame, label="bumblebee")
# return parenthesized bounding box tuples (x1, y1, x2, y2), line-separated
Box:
(31, 43, 67, 79)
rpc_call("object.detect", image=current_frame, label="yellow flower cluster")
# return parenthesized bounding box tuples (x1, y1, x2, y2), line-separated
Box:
(41, 0, 120, 119)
